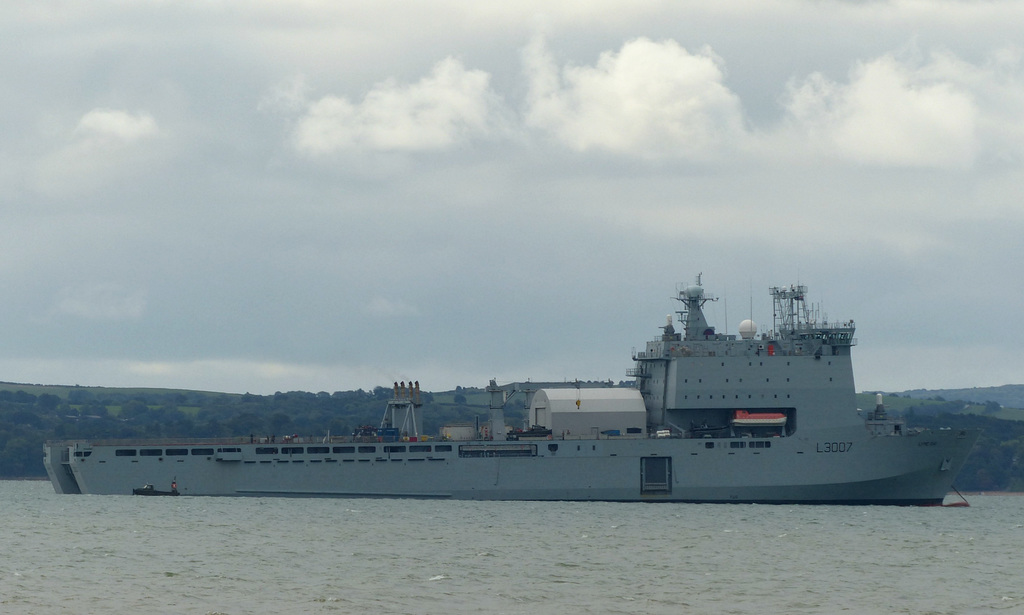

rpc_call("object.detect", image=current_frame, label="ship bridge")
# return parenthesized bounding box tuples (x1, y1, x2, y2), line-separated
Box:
(631, 277, 861, 436)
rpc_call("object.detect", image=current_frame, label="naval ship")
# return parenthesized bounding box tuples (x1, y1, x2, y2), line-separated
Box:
(44, 277, 979, 503)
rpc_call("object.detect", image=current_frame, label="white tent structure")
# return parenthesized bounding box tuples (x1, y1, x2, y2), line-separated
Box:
(529, 388, 646, 437)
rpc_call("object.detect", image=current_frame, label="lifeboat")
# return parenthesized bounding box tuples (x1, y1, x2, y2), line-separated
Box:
(731, 410, 787, 427)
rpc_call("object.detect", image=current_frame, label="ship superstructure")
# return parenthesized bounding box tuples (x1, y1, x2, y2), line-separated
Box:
(44, 277, 979, 504)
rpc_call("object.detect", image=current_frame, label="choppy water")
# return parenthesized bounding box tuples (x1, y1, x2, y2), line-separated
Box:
(2, 481, 1021, 615)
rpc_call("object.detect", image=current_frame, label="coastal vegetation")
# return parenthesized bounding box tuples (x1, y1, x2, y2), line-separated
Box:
(2, 382, 1024, 492)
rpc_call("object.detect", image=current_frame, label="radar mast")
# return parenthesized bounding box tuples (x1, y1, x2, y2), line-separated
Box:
(675, 273, 718, 340)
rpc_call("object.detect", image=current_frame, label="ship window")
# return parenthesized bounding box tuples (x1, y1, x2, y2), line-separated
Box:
(459, 444, 537, 458)
(409, 445, 431, 452)
(705, 442, 714, 449)
(166, 449, 188, 456)
(255, 447, 278, 455)
(139, 449, 162, 456)
(333, 446, 355, 453)
(307, 446, 329, 454)
(434, 445, 452, 452)
(115, 449, 137, 456)
(548, 443, 558, 452)
(385, 446, 406, 453)
(730, 441, 746, 449)
(191, 448, 215, 455)
(281, 446, 304, 454)
(358, 446, 376, 453)
(217, 447, 241, 453)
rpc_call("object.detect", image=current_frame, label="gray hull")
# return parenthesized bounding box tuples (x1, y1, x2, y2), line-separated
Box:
(44, 427, 976, 504)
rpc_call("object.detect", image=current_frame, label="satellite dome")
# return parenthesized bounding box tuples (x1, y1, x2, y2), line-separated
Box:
(739, 319, 757, 339)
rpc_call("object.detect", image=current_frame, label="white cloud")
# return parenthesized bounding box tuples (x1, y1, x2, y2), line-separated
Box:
(31, 108, 163, 198)
(53, 283, 147, 321)
(522, 36, 747, 159)
(291, 57, 503, 154)
(74, 108, 160, 143)
(782, 54, 979, 168)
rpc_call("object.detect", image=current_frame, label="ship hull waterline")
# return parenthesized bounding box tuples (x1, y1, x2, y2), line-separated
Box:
(44, 427, 977, 505)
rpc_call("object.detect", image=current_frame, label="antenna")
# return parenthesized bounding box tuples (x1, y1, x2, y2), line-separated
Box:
(724, 291, 728, 336)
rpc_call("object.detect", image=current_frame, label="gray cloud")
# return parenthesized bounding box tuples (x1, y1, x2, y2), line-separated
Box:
(1, 2, 1023, 395)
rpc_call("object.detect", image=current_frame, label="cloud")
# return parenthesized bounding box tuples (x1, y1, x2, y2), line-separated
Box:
(291, 57, 503, 154)
(522, 36, 747, 159)
(53, 283, 147, 321)
(781, 54, 979, 168)
(31, 108, 163, 198)
(74, 108, 160, 143)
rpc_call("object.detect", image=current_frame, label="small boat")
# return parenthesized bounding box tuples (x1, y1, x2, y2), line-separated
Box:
(132, 482, 179, 496)
(731, 410, 788, 427)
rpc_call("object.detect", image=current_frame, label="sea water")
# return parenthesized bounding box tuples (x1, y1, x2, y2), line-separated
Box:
(1, 481, 1021, 615)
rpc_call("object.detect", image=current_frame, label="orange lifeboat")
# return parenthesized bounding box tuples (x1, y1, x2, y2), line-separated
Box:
(731, 410, 787, 427)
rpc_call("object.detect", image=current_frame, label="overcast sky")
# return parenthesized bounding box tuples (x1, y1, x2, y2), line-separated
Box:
(2, 1, 1023, 395)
